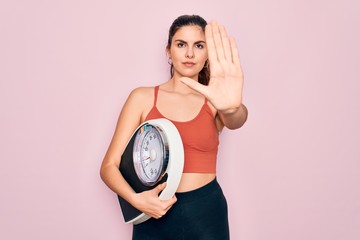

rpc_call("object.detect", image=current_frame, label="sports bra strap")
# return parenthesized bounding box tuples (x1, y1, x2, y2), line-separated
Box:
(153, 86, 159, 106)
(146, 85, 219, 173)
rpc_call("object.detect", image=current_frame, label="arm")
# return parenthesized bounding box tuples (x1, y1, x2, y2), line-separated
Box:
(180, 21, 248, 131)
(217, 103, 248, 130)
(100, 87, 176, 219)
(100, 88, 142, 202)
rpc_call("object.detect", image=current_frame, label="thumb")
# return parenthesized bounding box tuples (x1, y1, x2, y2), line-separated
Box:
(154, 182, 167, 194)
(180, 77, 208, 97)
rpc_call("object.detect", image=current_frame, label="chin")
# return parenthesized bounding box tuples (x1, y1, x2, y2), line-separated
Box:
(179, 70, 200, 79)
(181, 74, 198, 80)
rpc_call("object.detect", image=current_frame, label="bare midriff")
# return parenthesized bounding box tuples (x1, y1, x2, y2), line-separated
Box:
(176, 173, 216, 192)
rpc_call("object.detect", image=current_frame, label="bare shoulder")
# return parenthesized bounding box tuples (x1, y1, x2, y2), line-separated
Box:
(126, 86, 154, 107)
(125, 86, 155, 122)
(130, 86, 153, 94)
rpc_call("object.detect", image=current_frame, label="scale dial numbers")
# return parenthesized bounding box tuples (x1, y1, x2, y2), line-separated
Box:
(133, 125, 168, 186)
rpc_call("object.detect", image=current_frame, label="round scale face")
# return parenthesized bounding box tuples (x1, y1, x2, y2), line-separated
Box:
(133, 125, 167, 186)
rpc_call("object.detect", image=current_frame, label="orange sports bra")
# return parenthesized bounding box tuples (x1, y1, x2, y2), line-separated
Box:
(145, 86, 219, 173)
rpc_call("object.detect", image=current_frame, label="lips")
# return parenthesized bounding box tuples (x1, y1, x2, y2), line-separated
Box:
(183, 62, 195, 67)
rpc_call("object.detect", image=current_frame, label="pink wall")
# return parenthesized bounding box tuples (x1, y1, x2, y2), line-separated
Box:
(1, 0, 359, 239)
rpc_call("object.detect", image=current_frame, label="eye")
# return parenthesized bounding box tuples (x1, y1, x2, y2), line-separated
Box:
(196, 44, 204, 49)
(177, 42, 186, 48)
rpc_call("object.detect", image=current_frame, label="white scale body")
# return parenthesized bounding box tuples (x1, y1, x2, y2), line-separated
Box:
(118, 118, 184, 224)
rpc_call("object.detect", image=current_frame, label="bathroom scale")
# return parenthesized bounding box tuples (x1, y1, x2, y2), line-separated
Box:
(118, 118, 184, 225)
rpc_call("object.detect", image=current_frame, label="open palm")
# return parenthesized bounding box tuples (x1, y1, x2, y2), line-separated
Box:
(181, 21, 244, 113)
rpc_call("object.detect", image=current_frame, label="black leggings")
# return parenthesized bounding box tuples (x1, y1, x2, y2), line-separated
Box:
(132, 178, 230, 240)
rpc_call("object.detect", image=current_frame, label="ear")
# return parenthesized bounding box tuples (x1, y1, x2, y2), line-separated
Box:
(204, 59, 209, 68)
(166, 48, 171, 59)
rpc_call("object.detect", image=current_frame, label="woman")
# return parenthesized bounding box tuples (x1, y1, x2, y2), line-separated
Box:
(100, 14, 248, 239)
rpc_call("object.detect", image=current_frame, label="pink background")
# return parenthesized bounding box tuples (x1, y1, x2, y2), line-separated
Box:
(1, 0, 359, 239)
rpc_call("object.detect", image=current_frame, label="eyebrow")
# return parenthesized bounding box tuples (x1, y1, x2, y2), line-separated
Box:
(174, 39, 206, 44)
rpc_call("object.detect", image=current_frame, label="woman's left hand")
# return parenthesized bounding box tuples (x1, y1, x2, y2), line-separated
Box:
(180, 21, 244, 114)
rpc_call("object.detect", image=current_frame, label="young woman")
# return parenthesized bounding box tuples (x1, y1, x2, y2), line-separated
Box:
(100, 14, 248, 239)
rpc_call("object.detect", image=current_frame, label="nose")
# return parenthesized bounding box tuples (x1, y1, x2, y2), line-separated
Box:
(186, 48, 194, 59)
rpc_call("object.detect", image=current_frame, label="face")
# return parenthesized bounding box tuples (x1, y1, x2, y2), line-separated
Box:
(168, 25, 208, 80)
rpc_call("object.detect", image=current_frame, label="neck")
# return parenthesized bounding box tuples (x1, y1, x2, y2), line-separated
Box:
(166, 71, 199, 93)
(166, 77, 197, 94)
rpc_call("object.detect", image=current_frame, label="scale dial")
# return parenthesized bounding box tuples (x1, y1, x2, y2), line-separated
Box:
(118, 118, 184, 224)
(133, 124, 168, 186)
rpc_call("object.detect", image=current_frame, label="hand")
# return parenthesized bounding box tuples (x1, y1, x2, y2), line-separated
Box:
(133, 182, 177, 219)
(180, 21, 244, 113)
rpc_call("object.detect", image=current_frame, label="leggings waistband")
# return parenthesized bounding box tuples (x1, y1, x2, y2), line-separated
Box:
(175, 178, 220, 203)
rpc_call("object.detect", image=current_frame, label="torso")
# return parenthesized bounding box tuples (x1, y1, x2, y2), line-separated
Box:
(140, 84, 219, 192)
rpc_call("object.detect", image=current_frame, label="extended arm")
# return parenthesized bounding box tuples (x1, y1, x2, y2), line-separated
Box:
(180, 21, 248, 130)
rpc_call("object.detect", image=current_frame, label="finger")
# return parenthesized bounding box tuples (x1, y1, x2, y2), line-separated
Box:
(219, 25, 232, 61)
(205, 22, 217, 64)
(163, 203, 173, 212)
(230, 37, 241, 67)
(154, 182, 167, 194)
(164, 204, 172, 213)
(163, 198, 176, 213)
(168, 195, 177, 204)
(180, 77, 209, 98)
(211, 21, 225, 62)
(160, 194, 177, 203)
